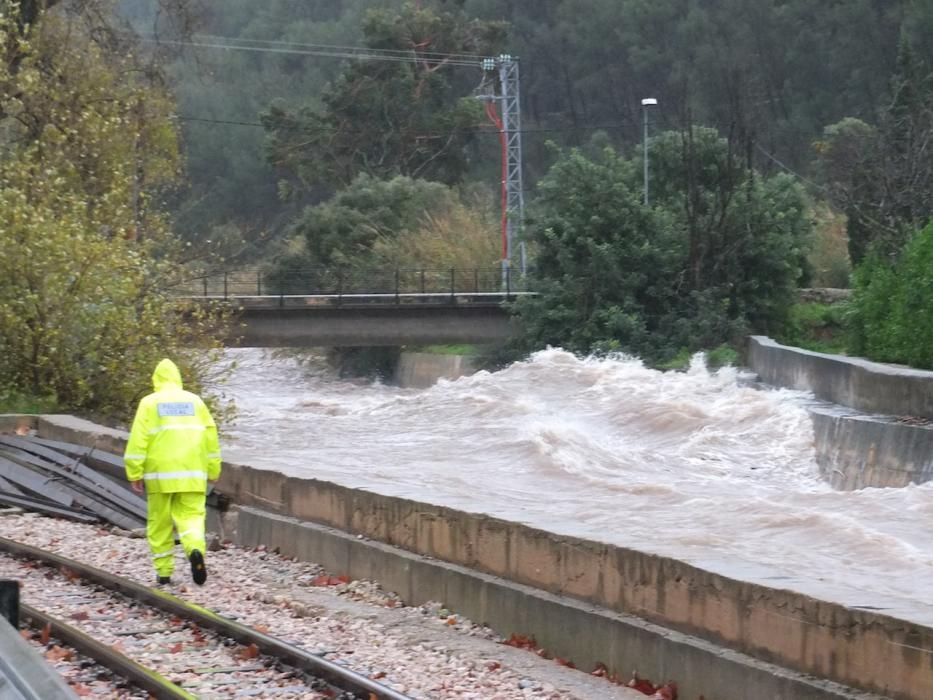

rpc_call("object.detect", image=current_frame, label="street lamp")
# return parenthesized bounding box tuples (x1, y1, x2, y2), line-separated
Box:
(641, 98, 658, 206)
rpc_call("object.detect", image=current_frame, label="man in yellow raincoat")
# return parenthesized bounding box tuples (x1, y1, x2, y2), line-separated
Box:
(124, 359, 222, 586)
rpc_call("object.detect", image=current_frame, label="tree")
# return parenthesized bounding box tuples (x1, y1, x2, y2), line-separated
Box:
(511, 128, 811, 363)
(648, 127, 811, 331)
(0, 7, 228, 419)
(261, 2, 506, 192)
(139, 0, 375, 260)
(510, 146, 683, 358)
(265, 174, 474, 293)
(815, 37, 933, 264)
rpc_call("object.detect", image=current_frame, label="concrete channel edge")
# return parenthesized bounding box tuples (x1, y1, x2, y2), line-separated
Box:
(234, 504, 886, 700)
(747, 336, 933, 488)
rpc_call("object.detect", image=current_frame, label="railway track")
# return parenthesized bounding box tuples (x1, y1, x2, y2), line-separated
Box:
(0, 535, 412, 699)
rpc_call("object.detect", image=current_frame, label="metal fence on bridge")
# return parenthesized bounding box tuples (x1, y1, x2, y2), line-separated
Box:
(178, 267, 532, 305)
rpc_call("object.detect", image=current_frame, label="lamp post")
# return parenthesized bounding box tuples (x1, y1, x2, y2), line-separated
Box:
(641, 98, 658, 206)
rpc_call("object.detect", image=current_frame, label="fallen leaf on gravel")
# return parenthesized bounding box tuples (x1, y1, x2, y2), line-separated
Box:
(502, 633, 537, 650)
(70, 611, 89, 621)
(238, 643, 259, 660)
(72, 683, 94, 696)
(46, 645, 74, 662)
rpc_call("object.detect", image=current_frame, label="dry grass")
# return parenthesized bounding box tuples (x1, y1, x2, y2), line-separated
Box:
(371, 197, 502, 271)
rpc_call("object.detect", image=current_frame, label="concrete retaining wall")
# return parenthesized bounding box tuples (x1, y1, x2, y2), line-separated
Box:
(747, 336, 933, 419)
(394, 352, 477, 388)
(747, 336, 933, 488)
(811, 408, 933, 489)
(26, 414, 924, 700)
(234, 506, 883, 700)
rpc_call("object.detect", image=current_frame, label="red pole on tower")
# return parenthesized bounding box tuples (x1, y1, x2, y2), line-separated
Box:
(485, 101, 508, 261)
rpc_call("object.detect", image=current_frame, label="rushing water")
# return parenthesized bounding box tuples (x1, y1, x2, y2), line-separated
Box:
(218, 347, 933, 624)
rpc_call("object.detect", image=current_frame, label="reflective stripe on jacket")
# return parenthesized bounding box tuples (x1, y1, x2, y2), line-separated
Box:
(124, 359, 222, 493)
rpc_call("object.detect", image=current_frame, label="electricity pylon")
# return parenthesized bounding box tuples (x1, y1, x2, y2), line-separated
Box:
(478, 55, 525, 283)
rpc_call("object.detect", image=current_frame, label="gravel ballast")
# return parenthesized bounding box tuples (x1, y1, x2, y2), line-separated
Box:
(0, 512, 646, 699)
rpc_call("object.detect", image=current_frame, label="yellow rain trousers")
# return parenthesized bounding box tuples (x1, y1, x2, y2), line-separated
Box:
(124, 359, 221, 577)
(147, 493, 206, 577)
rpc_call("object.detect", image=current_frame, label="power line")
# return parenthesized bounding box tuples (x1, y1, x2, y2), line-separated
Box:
(193, 33, 491, 62)
(177, 114, 635, 136)
(753, 142, 826, 191)
(141, 35, 486, 68)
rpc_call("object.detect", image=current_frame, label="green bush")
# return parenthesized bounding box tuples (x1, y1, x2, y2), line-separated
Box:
(780, 302, 849, 354)
(656, 344, 739, 371)
(0, 390, 58, 415)
(849, 221, 933, 368)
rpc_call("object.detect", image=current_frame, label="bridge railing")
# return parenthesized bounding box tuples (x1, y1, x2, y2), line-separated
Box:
(177, 267, 533, 305)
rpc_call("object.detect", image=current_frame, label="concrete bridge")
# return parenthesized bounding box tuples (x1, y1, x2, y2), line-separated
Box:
(198, 294, 519, 347)
(181, 267, 528, 347)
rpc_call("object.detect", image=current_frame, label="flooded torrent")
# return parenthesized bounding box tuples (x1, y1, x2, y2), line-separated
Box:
(217, 347, 933, 624)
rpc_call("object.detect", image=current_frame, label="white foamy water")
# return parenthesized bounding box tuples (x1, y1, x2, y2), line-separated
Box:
(217, 348, 933, 625)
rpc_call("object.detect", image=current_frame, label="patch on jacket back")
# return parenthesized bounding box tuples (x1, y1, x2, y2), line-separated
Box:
(157, 401, 195, 417)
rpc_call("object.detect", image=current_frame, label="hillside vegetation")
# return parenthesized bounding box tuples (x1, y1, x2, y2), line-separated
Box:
(4, 0, 933, 417)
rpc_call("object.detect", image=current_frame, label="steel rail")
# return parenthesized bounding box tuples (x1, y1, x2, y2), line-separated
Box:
(19, 604, 195, 700)
(0, 536, 413, 700)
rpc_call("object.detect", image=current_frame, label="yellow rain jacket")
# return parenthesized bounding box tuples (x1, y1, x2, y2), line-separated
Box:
(124, 359, 221, 493)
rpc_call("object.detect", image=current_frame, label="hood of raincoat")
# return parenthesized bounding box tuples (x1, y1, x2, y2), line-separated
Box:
(152, 359, 183, 392)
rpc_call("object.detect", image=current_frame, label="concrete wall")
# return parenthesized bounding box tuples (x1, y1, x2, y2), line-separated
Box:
(747, 336, 933, 488)
(811, 407, 933, 489)
(234, 506, 884, 700)
(394, 352, 477, 389)
(747, 336, 933, 419)
(26, 414, 922, 700)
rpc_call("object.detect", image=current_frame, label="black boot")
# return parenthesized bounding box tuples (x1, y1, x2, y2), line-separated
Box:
(157, 575, 171, 585)
(189, 549, 207, 585)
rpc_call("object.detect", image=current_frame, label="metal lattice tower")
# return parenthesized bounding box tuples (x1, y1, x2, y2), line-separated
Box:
(480, 55, 526, 280)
